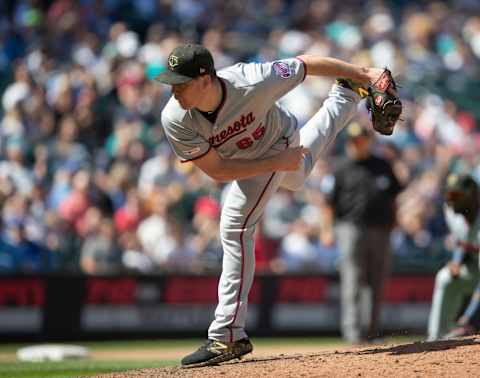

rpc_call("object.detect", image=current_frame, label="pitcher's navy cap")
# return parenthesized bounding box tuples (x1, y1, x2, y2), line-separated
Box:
(155, 44, 215, 85)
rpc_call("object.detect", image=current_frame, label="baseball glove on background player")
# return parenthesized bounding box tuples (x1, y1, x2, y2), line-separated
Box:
(337, 68, 402, 136)
(365, 69, 402, 136)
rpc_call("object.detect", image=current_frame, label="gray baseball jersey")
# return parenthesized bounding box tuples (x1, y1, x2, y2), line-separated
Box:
(444, 205, 480, 266)
(160, 58, 360, 343)
(161, 58, 305, 162)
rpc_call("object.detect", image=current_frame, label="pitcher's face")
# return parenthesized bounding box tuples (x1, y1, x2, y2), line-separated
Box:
(172, 76, 208, 110)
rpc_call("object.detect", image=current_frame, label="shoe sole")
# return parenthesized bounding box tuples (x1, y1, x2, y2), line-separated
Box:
(443, 331, 476, 340)
(181, 348, 253, 369)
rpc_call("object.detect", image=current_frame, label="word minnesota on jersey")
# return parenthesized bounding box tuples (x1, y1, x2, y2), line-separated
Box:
(209, 112, 256, 147)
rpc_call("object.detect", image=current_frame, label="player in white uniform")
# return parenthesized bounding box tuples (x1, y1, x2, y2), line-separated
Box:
(157, 44, 388, 368)
(427, 173, 480, 341)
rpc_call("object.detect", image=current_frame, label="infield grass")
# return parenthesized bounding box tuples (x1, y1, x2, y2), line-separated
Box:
(0, 360, 173, 378)
(0, 336, 422, 378)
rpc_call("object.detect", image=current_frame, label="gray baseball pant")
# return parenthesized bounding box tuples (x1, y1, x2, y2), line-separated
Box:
(427, 262, 479, 341)
(208, 85, 360, 342)
(335, 222, 391, 343)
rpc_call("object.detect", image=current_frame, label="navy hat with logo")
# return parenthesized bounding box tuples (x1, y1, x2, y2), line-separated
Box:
(155, 44, 216, 85)
(444, 173, 479, 214)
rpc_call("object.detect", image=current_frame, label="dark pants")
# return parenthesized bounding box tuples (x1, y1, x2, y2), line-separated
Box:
(335, 222, 391, 343)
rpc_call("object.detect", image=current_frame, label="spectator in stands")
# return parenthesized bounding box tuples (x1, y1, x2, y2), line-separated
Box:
(120, 230, 154, 273)
(3, 220, 54, 273)
(0, 234, 17, 273)
(0, 136, 33, 196)
(48, 115, 91, 173)
(279, 201, 339, 273)
(189, 196, 223, 272)
(136, 188, 178, 269)
(58, 169, 92, 233)
(114, 186, 143, 233)
(80, 217, 123, 275)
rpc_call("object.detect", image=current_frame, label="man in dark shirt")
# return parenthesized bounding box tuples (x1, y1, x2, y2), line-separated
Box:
(329, 123, 402, 343)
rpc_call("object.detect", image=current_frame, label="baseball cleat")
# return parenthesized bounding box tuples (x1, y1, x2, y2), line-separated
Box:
(181, 338, 253, 368)
(442, 324, 476, 340)
(336, 78, 369, 98)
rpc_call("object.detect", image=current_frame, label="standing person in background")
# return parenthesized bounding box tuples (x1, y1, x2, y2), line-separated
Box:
(156, 43, 400, 367)
(428, 173, 480, 340)
(328, 123, 402, 344)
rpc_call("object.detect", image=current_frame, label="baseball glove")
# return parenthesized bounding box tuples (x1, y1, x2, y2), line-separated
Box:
(366, 69, 402, 136)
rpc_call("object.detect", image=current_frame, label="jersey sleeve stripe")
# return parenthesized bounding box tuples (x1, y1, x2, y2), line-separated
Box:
(295, 56, 307, 82)
(180, 145, 212, 163)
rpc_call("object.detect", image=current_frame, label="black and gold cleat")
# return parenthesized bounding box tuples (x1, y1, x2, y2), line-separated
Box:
(181, 338, 253, 368)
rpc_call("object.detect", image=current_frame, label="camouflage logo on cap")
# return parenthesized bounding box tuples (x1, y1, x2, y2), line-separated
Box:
(168, 55, 180, 69)
(447, 174, 459, 188)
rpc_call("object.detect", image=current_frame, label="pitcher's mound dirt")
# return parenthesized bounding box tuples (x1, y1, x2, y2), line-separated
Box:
(95, 336, 480, 378)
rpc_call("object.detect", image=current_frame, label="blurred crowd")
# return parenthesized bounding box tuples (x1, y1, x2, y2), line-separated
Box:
(0, 0, 480, 275)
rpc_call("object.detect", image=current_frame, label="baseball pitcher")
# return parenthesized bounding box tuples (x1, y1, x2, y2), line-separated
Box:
(156, 43, 401, 368)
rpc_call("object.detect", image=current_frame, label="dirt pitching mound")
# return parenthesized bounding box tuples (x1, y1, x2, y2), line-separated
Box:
(95, 336, 480, 378)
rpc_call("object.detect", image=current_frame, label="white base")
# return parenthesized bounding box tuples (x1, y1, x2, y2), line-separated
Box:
(16, 344, 90, 362)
